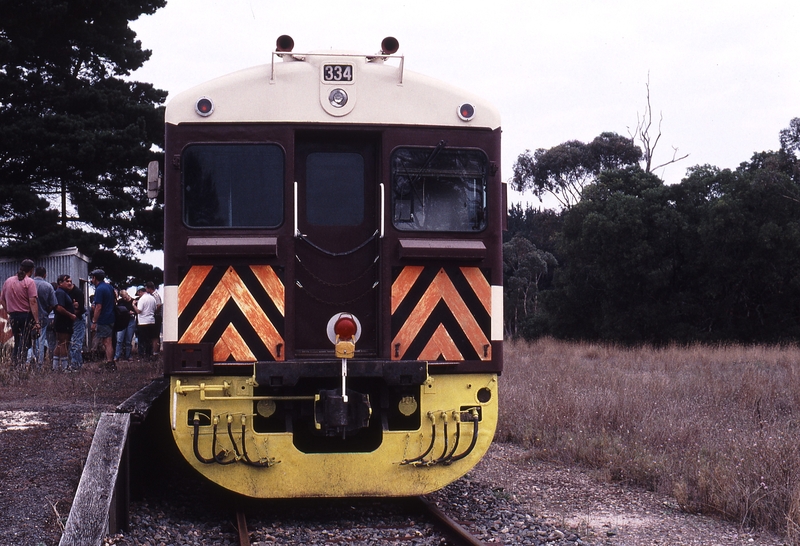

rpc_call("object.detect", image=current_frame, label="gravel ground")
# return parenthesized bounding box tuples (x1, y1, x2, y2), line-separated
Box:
(104, 468, 585, 546)
(0, 357, 164, 546)
(0, 358, 790, 546)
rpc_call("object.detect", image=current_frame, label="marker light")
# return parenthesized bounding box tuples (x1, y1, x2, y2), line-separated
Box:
(334, 315, 358, 341)
(327, 313, 362, 344)
(195, 97, 214, 117)
(457, 103, 475, 121)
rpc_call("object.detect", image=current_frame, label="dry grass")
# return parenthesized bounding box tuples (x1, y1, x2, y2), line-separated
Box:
(498, 338, 800, 539)
(0, 355, 163, 407)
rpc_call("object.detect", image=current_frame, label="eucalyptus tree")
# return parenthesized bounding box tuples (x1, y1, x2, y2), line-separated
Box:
(512, 132, 642, 210)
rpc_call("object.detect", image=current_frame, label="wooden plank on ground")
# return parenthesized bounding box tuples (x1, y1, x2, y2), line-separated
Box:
(59, 412, 130, 546)
(115, 376, 169, 420)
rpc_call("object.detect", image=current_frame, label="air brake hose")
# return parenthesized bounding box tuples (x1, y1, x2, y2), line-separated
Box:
(440, 417, 463, 464)
(401, 412, 437, 465)
(212, 417, 235, 465)
(239, 421, 271, 467)
(192, 414, 216, 464)
(430, 418, 450, 465)
(444, 409, 480, 464)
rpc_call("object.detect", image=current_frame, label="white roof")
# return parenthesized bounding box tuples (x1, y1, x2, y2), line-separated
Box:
(165, 52, 500, 130)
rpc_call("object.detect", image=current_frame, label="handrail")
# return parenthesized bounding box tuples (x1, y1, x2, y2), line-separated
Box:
(271, 51, 405, 84)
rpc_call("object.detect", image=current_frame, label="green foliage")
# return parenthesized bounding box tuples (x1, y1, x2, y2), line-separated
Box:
(512, 132, 642, 209)
(91, 249, 162, 288)
(511, 120, 800, 344)
(503, 235, 556, 337)
(0, 0, 167, 261)
(547, 167, 683, 342)
(505, 203, 561, 255)
(672, 162, 800, 341)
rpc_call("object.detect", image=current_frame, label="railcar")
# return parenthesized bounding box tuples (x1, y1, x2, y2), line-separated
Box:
(154, 36, 504, 498)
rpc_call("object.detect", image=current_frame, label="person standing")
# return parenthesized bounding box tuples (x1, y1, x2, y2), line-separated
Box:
(114, 289, 135, 361)
(32, 266, 57, 368)
(0, 259, 40, 366)
(132, 285, 157, 359)
(89, 269, 116, 370)
(145, 282, 163, 356)
(67, 280, 86, 370)
(52, 275, 77, 371)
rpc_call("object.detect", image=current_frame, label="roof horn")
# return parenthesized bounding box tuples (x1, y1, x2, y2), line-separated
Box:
(276, 35, 294, 52)
(380, 37, 399, 55)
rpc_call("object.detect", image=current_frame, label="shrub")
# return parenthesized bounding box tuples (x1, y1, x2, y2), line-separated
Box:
(498, 338, 800, 538)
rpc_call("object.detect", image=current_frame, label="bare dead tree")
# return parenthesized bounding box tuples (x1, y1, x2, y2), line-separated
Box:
(629, 75, 689, 175)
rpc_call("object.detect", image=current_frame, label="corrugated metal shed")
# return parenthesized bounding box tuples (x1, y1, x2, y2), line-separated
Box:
(0, 248, 92, 346)
(0, 247, 90, 284)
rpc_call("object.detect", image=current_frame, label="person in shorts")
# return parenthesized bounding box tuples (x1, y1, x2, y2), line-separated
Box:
(89, 269, 116, 370)
(52, 274, 77, 371)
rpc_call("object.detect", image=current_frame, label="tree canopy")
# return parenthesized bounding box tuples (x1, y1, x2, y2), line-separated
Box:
(507, 119, 800, 344)
(512, 132, 641, 209)
(0, 0, 167, 274)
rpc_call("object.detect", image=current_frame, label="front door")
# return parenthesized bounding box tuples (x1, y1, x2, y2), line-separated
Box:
(293, 133, 379, 356)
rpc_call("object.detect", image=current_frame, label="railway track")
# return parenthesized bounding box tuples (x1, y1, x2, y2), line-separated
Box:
(62, 378, 582, 545)
(233, 497, 487, 546)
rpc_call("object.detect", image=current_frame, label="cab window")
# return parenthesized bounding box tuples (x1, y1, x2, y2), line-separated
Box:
(183, 144, 284, 228)
(391, 146, 488, 232)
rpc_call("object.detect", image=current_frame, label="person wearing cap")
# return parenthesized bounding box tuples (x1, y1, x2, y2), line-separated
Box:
(132, 284, 157, 359)
(0, 259, 40, 366)
(89, 269, 116, 370)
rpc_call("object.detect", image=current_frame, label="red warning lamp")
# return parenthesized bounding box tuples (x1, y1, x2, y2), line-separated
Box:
(457, 103, 475, 121)
(334, 315, 358, 341)
(195, 97, 214, 117)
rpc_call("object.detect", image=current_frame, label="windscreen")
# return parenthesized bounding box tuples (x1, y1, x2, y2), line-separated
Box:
(182, 144, 284, 228)
(391, 146, 488, 232)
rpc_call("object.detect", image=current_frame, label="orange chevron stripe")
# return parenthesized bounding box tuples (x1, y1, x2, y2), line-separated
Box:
(460, 267, 491, 315)
(391, 266, 423, 314)
(179, 266, 285, 361)
(251, 265, 285, 316)
(392, 268, 490, 360)
(214, 323, 257, 362)
(178, 265, 212, 315)
(418, 324, 463, 361)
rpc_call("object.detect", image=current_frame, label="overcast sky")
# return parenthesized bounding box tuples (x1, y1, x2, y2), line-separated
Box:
(131, 0, 799, 266)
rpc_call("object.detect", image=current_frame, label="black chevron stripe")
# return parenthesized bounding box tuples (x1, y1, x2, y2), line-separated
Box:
(391, 266, 490, 339)
(178, 265, 285, 351)
(403, 300, 481, 361)
(447, 267, 491, 331)
(391, 266, 438, 334)
(235, 266, 285, 332)
(202, 299, 273, 361)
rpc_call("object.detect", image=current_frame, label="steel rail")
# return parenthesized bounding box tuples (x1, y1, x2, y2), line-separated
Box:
(414, 496, 488, 546)
(236, 511, 250, 546)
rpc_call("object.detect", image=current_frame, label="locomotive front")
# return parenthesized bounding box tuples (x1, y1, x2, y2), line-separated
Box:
(157, 37, 504, 498)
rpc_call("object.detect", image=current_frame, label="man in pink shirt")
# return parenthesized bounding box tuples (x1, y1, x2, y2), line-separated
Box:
(0, 259, 40, 366)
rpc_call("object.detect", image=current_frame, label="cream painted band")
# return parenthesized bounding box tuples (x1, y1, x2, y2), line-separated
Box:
(164, 284, 178, 342)
(491, 285, 503, 341)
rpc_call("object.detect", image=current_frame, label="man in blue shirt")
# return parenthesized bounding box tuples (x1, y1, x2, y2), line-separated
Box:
(89, 269, 116, 371)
